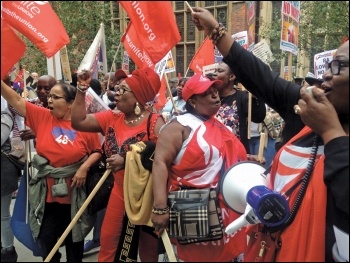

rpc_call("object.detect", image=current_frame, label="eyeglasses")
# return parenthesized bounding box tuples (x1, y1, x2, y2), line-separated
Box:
(115, 87, 132, 96)
(47, 94, 65, 100)
(37, 85, 51, 91)
(325, 60, 349, 75)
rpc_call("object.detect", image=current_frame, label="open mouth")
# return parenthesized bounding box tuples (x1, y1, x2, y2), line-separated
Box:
(48, 106, 53, 110)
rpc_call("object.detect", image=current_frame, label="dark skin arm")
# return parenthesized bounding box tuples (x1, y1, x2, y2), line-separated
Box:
(151, 120, 190, 236)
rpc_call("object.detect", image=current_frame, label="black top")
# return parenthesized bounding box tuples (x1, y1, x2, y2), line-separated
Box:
(223, 41, 349, 261)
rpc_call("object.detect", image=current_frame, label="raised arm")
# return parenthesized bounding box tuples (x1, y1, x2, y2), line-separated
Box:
(71, 71, 103, 133)
(1, 80, 26, 117)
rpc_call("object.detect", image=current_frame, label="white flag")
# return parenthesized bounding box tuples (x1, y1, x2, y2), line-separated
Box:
(78, 23, 108, 77)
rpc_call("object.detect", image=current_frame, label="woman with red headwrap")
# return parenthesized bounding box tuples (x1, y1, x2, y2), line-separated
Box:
(71, 68, 165, 262)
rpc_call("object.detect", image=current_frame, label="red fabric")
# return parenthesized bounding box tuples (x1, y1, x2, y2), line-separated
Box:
(166, 114, 247, 262)
(24, 102, 101, 204)
(121, 22, 154, 69)
(1, 18, 26, 79)
(153, 76, 167, 112)
(95, 110, 161, 261)
(188, 37, 215, 75)
(2, 1, 69, 58)
(119, 1, 181, 64)
(245, 127, 326, 262)
(124, 68, 161, 106)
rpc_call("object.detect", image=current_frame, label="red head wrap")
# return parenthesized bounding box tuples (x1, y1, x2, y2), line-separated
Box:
(123, 68, 161, 106)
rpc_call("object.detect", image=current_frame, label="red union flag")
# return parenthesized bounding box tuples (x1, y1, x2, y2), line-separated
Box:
(1, 1, 69, 58)
(119, 1, 181, 64)
(121, 22, 154, 69)
(1, 18, 26, 79)
(189, 37, 215, 75)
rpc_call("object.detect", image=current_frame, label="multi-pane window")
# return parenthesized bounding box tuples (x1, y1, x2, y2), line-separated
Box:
(175, 1, 228, 77)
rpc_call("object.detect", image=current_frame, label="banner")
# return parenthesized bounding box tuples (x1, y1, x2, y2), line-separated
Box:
(252, 39, 274, 66)
(47, 50, 62, 80)
(247, 1, 256, 52)
(1, 1, 69, 58)
(1, 18, 26, 79)
(60, 45, 72, 83)
(313, 49, 337, 78)
(78, 23, 108, 78)
(188, 37, 215, 75)
(121, 22, 154, 69)
(11, 166, 43, 257)
(119, 1, 181, 64)
(280, 1, 300, 55)
(232, 31, 249, 50)
(122, 51, 130, 73)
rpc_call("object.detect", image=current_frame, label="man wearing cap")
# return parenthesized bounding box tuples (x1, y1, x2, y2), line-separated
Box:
(293, 76, 304, 86)
(71, 67, 165, 262)
(151, 74, 250, 262)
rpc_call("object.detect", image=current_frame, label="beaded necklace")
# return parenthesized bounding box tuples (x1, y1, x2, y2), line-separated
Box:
(124, 114, 145, 125)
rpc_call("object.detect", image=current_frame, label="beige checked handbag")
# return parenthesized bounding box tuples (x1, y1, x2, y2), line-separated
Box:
(167, 188, 224, 245)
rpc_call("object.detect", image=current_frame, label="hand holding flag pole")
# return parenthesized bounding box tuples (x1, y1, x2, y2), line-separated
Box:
(185, 1, 194, 13)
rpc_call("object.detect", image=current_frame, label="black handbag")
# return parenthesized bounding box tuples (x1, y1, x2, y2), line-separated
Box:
(86, 152, 114, 215)
(167, 188, 224, 245)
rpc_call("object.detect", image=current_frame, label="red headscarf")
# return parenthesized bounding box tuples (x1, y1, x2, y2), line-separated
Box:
(123, 68, 161, 106)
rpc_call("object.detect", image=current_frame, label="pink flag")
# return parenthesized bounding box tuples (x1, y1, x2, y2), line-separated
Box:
(2, 1, 69, 58)
(119, 1, 181, 64)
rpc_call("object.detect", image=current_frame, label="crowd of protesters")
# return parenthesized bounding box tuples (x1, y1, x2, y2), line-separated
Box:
(1, 5, 349, 263)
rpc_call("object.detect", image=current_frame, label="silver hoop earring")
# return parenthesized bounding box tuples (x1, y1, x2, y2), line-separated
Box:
(134, 102, 141, 115)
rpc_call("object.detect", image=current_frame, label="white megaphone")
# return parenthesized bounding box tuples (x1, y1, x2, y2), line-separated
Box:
(220, 161, 290, 235)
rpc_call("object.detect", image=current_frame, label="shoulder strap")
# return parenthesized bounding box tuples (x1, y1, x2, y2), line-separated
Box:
(147, 113, 153, 140)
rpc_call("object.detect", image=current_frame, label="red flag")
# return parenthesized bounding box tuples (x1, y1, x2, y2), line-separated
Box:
(121, 22, 155, 69)
(188, 37, 215, 75)
(1, 18, 26, 79)
(153, 76, 168, 112)
(2, 1, 69, 58)
(119, 1, 181, 64)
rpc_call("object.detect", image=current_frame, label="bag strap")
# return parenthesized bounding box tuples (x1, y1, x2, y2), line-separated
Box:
(147, 113, 153, 141)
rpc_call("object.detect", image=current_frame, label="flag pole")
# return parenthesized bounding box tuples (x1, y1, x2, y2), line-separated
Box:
(45, 169, 112, 262)
(164, 74, 178, 113)
(106, 42, 122, 89)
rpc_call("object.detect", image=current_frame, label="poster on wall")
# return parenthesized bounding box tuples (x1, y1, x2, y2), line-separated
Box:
(280, 1, 300, 55)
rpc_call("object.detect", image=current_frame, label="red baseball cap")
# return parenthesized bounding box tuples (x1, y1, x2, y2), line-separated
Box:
(115, 69, 128, 81)
(182, 74, 222, 101)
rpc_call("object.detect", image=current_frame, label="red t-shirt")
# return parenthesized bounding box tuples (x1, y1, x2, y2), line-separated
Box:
(25, 101, 101, 204)
(94, 110, 160, 192)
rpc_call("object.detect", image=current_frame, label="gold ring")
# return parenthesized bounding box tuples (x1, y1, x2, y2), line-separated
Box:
(294, 105, 301, 114)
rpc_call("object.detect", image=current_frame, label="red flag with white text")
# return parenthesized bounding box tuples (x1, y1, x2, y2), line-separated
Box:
(121, 22, 155, 69)
(188, 37, 215, 75)
(119, 1, 181, 64)
(1, 18, 26, 79)
(1, 1, 69, 58)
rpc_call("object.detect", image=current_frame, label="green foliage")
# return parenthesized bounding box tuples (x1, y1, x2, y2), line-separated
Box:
(20, 1, 121, 78)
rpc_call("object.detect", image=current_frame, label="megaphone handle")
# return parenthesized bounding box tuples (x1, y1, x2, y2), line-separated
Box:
(225, 214, 247, 235)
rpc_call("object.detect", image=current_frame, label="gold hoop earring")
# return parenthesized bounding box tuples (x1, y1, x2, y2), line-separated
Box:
(134, 102, 141, 115)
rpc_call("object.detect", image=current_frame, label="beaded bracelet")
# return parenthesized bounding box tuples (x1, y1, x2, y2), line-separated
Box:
(212, 27, 227, 45)
(152, 206, 170, 215)
(76, 85, 87, 93)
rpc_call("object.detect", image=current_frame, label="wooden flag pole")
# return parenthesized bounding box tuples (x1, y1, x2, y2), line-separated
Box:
(164, 74, 178, 113)
(106, 42, 122, 89)
(258, 132, 266, 162)
(44, 169, 112, 262)
(247, 92, 252, 139)
(161, 231, 177, 262)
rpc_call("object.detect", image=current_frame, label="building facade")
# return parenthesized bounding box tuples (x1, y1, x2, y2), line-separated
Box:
(111, 1, 314, 81)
